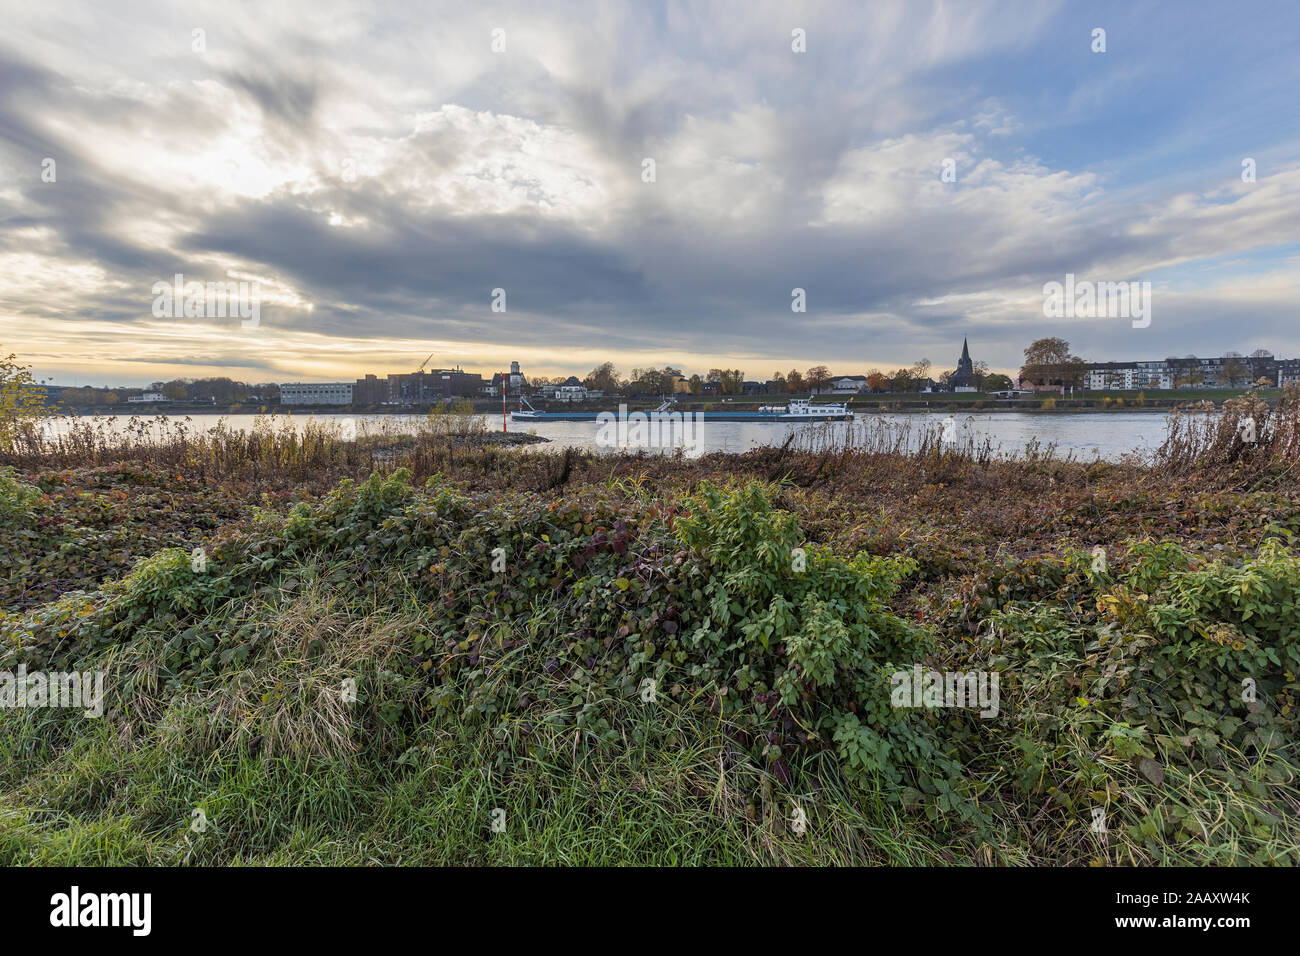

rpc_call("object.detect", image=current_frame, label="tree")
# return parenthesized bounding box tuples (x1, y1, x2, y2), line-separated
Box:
(59, 387, 96, 407)
(583, 362, 623, 394)
(1023, 338, 1073, 367)
(785, 369, 806, 393)
(865, 370, 887, 393)
(1020, 338, 1085, 387)
(890, 367, 914, 392)
(1222, 358, 1248, 387)
(688, 374, 703, 394)
(805, 366, 831, 391)
(769, 371, 786, 393)
(1064, 356, 1088, 389)
(707, 369, 745, 395)
(0, 351, 49, 450)
(184, 376, 239, 402)
(981, 373, 1014, 391)
(628, 366, 683, 395)
(162, 381, 188, 401)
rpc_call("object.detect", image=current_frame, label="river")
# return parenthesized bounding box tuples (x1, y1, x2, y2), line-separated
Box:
(46, 410, 1181, 462)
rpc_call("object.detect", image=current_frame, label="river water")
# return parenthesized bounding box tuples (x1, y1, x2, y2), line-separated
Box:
(513, 411, 1173, 461)
(48, 410, 1180, 462)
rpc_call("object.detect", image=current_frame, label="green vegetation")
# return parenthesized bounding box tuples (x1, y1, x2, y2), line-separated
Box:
(1, 397, 1299, 865)
(0, 354, 47, 451)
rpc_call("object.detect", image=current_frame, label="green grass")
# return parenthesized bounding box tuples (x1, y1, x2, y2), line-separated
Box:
(4, 414, 1300, 866)
(0, 667, 939, 866)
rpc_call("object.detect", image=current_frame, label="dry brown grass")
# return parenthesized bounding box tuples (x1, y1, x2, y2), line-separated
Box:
(114, 580, 419, 759)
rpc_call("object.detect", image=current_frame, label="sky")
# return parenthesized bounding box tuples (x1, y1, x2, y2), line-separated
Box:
(1, 0, 1298, 387)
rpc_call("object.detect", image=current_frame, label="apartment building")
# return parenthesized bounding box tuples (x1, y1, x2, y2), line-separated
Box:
(1085, 361, 1173, 390)
(1277, 359, 1300, 386)
(1084, 353, 1294, 390)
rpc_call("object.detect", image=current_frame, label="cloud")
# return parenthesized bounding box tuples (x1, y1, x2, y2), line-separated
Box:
(1, 0, 1299, 386)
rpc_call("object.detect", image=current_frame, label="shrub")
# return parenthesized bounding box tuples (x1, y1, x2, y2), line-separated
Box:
(0, 467, 42, 522)
(0, 353, 48, 452)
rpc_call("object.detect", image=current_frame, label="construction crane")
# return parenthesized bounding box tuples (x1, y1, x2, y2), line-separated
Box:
(416, 351, 435, 374)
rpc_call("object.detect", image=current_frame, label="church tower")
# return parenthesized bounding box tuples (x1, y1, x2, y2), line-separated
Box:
(952, 338, 974, 389)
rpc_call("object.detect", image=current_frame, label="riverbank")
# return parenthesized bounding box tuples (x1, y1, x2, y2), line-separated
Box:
(1, 394, 1297, 865)
(379, 430, 550, 451)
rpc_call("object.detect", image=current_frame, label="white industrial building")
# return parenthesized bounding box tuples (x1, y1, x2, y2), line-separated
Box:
(280, 382, 354, 405)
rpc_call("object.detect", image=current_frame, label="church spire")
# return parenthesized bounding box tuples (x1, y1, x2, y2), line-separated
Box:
(952, 337, 974, 389)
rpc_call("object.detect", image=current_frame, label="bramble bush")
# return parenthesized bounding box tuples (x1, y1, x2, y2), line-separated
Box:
(4, 469, 1298, 851)
(4, 471, 989, 820)
(936, 537, 1299, 855)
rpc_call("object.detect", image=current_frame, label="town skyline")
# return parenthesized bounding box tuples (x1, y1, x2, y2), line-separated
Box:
(31, 339, 1300, 404)
(20, 335, 1300, 391)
